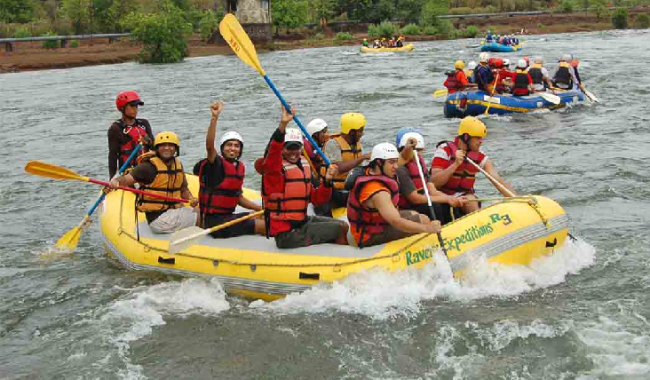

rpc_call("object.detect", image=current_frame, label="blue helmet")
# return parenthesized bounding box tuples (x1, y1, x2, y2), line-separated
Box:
(396, 127, 424, 149)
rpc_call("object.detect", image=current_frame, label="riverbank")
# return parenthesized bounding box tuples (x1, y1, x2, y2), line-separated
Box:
(0, 11, 640, 74)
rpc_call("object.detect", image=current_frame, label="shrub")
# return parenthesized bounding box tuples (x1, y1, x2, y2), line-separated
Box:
(314, 32, 324, 39)
(537, 22, 545, 28)
(422, 25, 437, 35)
(400, 23, 421, 35)
(13, 26, 31, 38)
(69, 39, 79, 48)
(198, 9, 223, 41)
(612, 8, 628, 29)
(435, 19, 456, 39)
(41, 32, 59, 49)
(561, 0, 574, 13)
(458, 25, 478, 38)
(635, 13, 650, 28)
(367, 20, 399, 38)
(123, 2, 192, 64)
(335, 31, 353, 40)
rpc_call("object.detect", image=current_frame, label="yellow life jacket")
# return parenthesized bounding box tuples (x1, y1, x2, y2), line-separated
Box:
(137, 156, 184, 213)
(320, 135, 363, 190)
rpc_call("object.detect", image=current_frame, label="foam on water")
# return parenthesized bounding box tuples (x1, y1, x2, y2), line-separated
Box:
(251, 238, 596, 320)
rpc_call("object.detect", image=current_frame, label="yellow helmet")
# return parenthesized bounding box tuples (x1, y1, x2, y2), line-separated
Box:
(154, 131, 180, 148)
(458, 117, 487, 138)
(454, 60, 465, 70)
(340, 113, 367, 134)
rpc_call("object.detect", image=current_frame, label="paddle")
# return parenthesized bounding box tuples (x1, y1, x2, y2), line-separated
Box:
(484, 71, 500, 115)
(433, 89, 448, 98)
(219, 14, 330, 166)
(24, 161, 188, 204)
(583, 89, 599, 103)
(538, 92, 561, 105)
(413, 150, 448, 258)
(55, 145, 143, 250)
(168, 210, 264, 254)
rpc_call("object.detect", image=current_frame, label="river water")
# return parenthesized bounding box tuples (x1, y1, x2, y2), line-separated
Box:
(1, 29, 649, 379)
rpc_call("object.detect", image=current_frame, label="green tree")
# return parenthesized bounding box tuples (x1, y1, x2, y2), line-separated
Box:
(124, 1, 192, 63)
(635, 13, 650, 28)
(62, 0, 92, 34)
(0, 0, 35, 23)
(272, 0, 309, 36)
(420, 0, 448, 26)
(110, 0, 141, 32)
(395, 0, 425, 24)
(310, 0, 336, 22)
(611, 7, 627, 28)
(593, 0, 607, 19)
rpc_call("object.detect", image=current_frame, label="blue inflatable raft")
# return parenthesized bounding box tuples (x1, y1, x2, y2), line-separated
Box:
(443, 90, 585, 118)
(480, 42, 521, 53)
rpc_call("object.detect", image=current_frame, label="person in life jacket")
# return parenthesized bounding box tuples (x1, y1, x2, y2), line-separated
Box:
(489, 57, 512, 94)
(109, 131, 199, 234)
(568, 54, 587, 93)
(262, 106, 348, 249)
(474, 53, 495, 92)
(395, 36, 404, 47)
(347, 143, 441, 248)
(509, 59, 533, 96)
(527, 56, 553, 92)
(394, 128, 467, 225)
(320, 112, 371, 211)
(191, 101, 265, 239)
(430, 117, 516, 215)
(108, 90, 154, 179)
(553, 54, 580, 90)
(362, 38, 369, 47)
(465, 61, 477, 83)
(444, 60, 476, 94)
(303, 118, 330, 176)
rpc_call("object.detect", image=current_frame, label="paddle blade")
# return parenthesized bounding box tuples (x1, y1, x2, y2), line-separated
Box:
(55, 226, 82, 251)
(539, 92, 560, 105)
(219, 14, 266, 75)
(168, 226, 209, 254)
(585, 90, 599, 103)
(25, 161, 88, 182)
(433, 89, 448, 98)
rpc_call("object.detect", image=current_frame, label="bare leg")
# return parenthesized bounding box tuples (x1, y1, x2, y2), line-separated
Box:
(462, 194, 480, 214)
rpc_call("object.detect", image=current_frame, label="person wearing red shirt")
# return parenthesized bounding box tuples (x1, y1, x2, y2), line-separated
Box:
(444, 60, 475, 94)
(511, 59, 534, 96)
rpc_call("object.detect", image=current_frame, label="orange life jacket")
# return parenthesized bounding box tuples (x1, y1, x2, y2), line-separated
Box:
(197, 156, 244, 216)
(264, 159, 311, 222)
(137, 156, 184, 213)
(320, 135, 362, 190)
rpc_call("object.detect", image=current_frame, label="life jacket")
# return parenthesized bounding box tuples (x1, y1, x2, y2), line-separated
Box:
(433, 139, 485, 196)
(137, 156, 184, 213)
(264, 159, 311, 222)
(554, 62, 573, 88)
(303, 138, 324, 173)
(347, 173, 400, 247)
(528, 66, 544, 85)
(570, 59, 579, 68)
(117, 119, 147, 167)
(397, 156, 428, 208)
(512, 70, 531, 96)
(320, 135, 362, 190)
(444, 70, 462, 92)
(196, 156, 244, 216)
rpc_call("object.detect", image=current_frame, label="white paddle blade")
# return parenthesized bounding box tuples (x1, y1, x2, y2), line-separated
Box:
(539, 92, 560, 105)
(168, 226, 209, 254)
(585, 90, 599, 103)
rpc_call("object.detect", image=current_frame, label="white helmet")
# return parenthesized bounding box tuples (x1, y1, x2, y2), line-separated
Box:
(468, 61, 477, 70)
(219, 131, 244, 158)
(561, 54, 572, 62)
(370, 142, 399, 161)
(479, 52, 490, 63)
(306, 118, 328, 136)
(517, 59, 527, 69)
(534, 56, 544, 64)
(398, 132, 425, 149)
(503, 58, 510, 67)
(284, 128, 303, 147)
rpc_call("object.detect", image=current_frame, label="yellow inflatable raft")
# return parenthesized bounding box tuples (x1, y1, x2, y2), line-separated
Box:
(100, 175, 569, 301)
(360, 43, 414, 53)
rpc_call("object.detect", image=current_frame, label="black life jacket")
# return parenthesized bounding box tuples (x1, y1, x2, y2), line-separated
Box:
(528, 67, 544, 85)
(554, 64, 573, 88)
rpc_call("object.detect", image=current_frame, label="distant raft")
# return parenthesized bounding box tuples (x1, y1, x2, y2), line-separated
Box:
(360, 43, 414, 53)
(100, 175, 570, 302)
(444, 89, 585, 118)
(480, 42, 522, 53)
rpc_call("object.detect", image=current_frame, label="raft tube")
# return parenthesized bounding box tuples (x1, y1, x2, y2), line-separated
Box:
(480, 42, 521, 53)
(360, 43, 414, 53)
(443, 89, 585, 118)
(100, 175, 570, 301)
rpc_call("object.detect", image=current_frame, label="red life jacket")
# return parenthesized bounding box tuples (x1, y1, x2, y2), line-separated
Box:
(433, 139, 485, 195)
(347, 174, 400, 247)
(303, 138, 324, 173)
(264, 159, 311, 222)
(444, 70, 462, 93)
(397, 156, 428, 208)
(197, 156, 245, 216)
(118, 120, 147, 167)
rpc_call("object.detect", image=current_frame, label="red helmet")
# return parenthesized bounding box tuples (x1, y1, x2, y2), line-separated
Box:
(488, 57, 503, 69)
(115, 91, 144, 111)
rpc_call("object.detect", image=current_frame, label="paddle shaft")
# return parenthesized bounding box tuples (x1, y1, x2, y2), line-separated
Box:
(465, 157, 515, 197)
(86, 145, 143, 217)
(172, 210, 264, 249)
(88, 177, 188, 204)
(262, 75, 331, 166)
(413, 150, 448, 257)
(484, 71, 500, 115)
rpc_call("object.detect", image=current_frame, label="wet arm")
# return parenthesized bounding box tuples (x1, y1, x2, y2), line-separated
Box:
(372, 192, 428, 233)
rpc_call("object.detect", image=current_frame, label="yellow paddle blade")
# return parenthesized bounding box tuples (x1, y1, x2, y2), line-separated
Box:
(332, 207, 347, 219)
(219, 14, 266, 76)
(433, 89, 448, 98)
(24, 161, 89, 182)
(55, 226, 82, 250)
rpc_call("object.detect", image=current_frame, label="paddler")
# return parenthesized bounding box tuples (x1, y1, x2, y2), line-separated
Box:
(474, 53, 495, 92)
(262, 106, 348, 249)
(527, 56, 553, 91)
(430, 117, 516, 215)
(395, 128, 467, 225)
(510, 59, 533, 96)
(553, 54, 582, 91)
(108, 91, 154, 179)
(192, 101, 265, 238)
(444, 60, 475, 94)
(108, 131, 199, 234)
(347, 143, 441, 248)
(303, 118, 330, 176)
